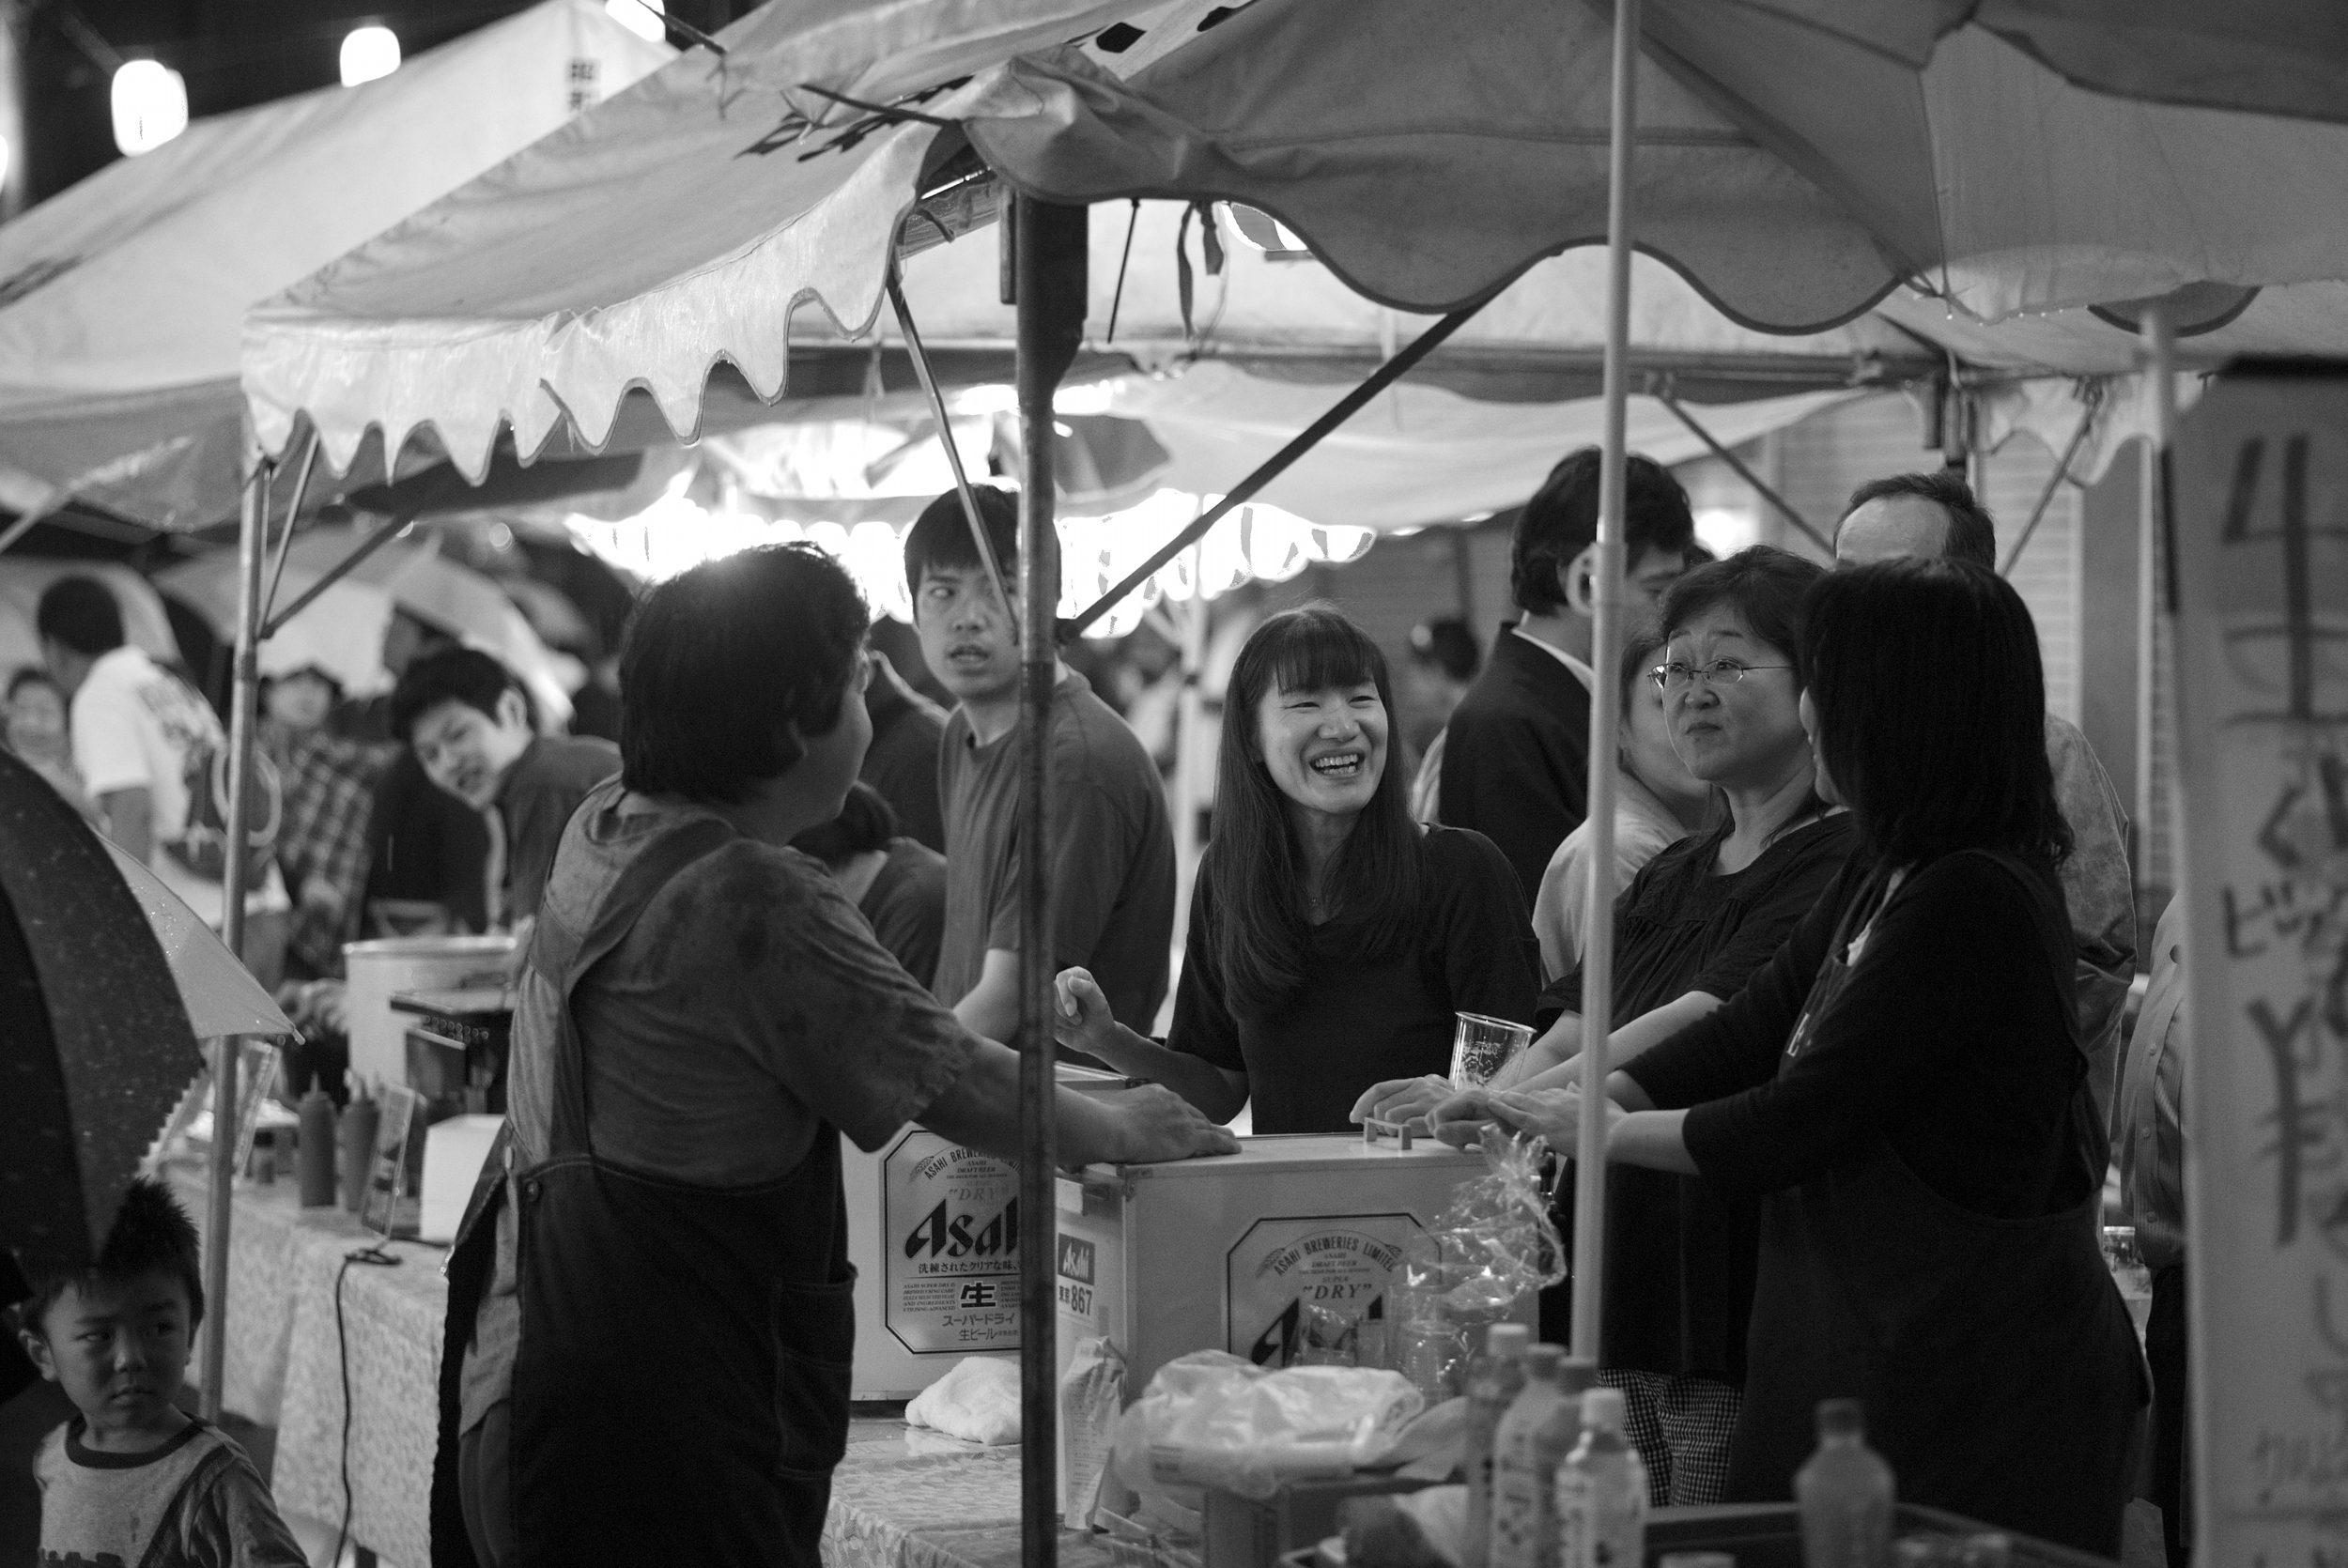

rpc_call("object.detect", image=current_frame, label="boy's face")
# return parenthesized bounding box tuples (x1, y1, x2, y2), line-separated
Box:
(410, 690, 533, 810)
(913, 562, 1020, 707)
(23, 1271, 193, 1449)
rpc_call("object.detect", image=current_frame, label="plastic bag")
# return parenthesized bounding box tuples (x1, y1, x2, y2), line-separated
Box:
(1110, 1351, 1428, 1501)
(1433, 1129, 1566, 1320)
(1062, 1337, 1128, 1526)
(904, 1356, 1021, 1445)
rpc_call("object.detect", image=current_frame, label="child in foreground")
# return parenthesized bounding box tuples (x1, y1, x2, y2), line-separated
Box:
(14, 1176, 306, 1568)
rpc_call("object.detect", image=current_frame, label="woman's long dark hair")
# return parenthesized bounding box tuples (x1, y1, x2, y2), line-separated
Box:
(1203, 607, 1423, 1019)
(1801, 557, 2073, 867)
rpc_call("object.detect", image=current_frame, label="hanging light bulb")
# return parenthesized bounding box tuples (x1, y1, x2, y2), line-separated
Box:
(605, 0, 669, 44)
(110, 60, 188, 157)
(339, 25, 401, 87)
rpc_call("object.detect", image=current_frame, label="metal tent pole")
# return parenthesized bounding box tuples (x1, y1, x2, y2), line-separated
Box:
(2136, 307, 2175, 890)
(1571, 0, 1641, 1362)
(200, 449, 270, 1422)
(1013, 193, 1088, 1568)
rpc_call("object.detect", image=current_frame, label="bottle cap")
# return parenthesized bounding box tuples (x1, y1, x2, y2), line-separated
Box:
(1817, 1397, 1864, 1437)
(1557, 1357, 1599, 1394)
(1485, 1323, 1531, 1358)
(1522, 1344, 1565, 1377)
(1581, 1387, 1626, 1428)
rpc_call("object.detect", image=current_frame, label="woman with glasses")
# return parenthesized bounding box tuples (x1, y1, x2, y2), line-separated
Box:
(1455, 559, 2145, 1554)
(1051, 606, 1539, 1134)
(1527, 622, 1719, 981)
(1357, 546, 1855, 1508)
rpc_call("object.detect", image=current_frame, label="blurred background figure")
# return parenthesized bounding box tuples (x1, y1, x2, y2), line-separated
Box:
(1398, 616, 1478, 771)
(790, 781, 948, 992)
(3, 669, 99, 823)
(858, 648, 949, 853)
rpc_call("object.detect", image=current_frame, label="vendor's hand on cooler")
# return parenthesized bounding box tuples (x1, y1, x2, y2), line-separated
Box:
(1052, 966, 1119, 1060)
(1102, 1083, 1241, 1163)
(1347, 1074, 1452, 1130)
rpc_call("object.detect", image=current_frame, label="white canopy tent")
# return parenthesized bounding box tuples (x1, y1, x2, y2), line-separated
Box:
(235, 0, 2348, 1554)
(0, 0, 672, 530)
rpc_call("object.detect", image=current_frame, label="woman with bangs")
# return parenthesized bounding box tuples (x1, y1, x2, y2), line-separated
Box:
(1052, 605, 1539, 1133)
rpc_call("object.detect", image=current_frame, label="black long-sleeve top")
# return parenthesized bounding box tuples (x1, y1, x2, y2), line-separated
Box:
(1626, 849, 2088, 1220)
(1172, 824, 1540, 1133)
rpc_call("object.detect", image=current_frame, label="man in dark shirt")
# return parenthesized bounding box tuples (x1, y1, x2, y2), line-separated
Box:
(906, 485, 1176, 1041)
(1439, 447, 1695, 898)
(859, 648, 949, 852)
(391, 647, 620, 930)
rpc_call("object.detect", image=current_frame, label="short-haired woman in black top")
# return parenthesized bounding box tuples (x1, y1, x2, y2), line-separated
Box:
(1052, 606, 1538, 1133)
(1470, 559, 2146, 1555)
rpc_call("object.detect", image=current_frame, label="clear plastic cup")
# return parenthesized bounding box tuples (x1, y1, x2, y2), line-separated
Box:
(1451, 1012, 1535, 1090)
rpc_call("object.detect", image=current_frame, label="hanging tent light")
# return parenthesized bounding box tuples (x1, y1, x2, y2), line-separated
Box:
(110, 59, 187, 157)
(339, 25, 401, 87)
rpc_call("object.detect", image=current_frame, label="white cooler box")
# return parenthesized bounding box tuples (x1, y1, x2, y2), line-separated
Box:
(342, 935, 516, 1093)
(1053, 1131, 1491, 1508)
(1051, 1133, 1489, 1391)
(842, 1065, 1131, 1400)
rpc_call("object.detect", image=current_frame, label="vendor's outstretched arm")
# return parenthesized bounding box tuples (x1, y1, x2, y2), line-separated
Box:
(918, 1038, 1239, 1166)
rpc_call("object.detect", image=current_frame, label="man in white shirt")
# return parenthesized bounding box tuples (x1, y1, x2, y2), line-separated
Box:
(38, 576, 289, 982)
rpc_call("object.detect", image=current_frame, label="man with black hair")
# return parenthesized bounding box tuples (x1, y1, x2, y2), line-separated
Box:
(904, 485, 1176, 1044)
(37, 576, 290, 976)
(1834, 471, 2138, 1130)
(391, 646, 617, 931)
(16, 1177, 306, 1566)
(1438, 449, 1694, 898)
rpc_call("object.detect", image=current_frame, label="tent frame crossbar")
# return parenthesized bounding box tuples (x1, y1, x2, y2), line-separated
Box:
(1060, 299, 1491, 639)
(1651, 382, 1831, 555)
(888, 263, 1021, 628)
(260, 429, 322, 628)
(1997, 388, 2102, 577)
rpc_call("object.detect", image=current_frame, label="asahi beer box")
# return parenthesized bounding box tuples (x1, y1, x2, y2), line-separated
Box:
(841, 1065, 1128, 1400)
(1053, 1133, 1485, 1507)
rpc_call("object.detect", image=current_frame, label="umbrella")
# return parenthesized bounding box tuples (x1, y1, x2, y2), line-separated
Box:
(153, 526, 575, 730)
(0, 750, 202, 1279)
(98, 838, 292, 1042)
(962, 0, 2348, 333)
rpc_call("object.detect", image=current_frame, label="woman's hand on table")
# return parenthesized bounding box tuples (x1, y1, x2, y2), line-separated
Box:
(1052, 967, 1120, 1061)
(1347, 1075, 1454, 1130)
(1480, 1085, 1626, 1150)
(1106, 1084, 1242, 1162)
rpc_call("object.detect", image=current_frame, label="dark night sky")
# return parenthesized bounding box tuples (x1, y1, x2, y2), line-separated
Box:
(17, 0, 745, 204)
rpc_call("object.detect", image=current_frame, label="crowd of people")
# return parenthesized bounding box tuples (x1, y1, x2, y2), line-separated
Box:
(4, 443, 2193, 1567)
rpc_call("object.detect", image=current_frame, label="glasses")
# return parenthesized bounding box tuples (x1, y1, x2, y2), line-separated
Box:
(1650, 658, 1795, 692)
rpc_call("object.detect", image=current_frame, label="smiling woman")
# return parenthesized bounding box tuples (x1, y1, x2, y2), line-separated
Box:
(1052, 607, 1540, 1131)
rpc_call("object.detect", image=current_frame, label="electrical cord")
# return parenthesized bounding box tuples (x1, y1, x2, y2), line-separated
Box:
(331, 1245, 401, 1568)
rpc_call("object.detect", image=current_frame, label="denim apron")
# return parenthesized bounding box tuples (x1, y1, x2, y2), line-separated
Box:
(1723, 853, 2147, 1557)
(431, 816, 857, 1566)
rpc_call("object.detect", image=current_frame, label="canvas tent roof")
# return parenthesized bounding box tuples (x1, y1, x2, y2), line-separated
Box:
(0, 0, 672, 530)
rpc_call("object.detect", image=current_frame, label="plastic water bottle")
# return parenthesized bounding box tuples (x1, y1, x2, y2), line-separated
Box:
(1554, 1385, 1646, 1568)
(1491, 1347, 1594, 1568)
(1796, 1399, 1894, 1568)
(1464, 1322, 1531, 1567)
(1391, 1233, 1460, 1401)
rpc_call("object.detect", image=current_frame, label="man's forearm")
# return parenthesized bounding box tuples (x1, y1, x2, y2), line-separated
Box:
(914, 1039, 1155, 1167)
